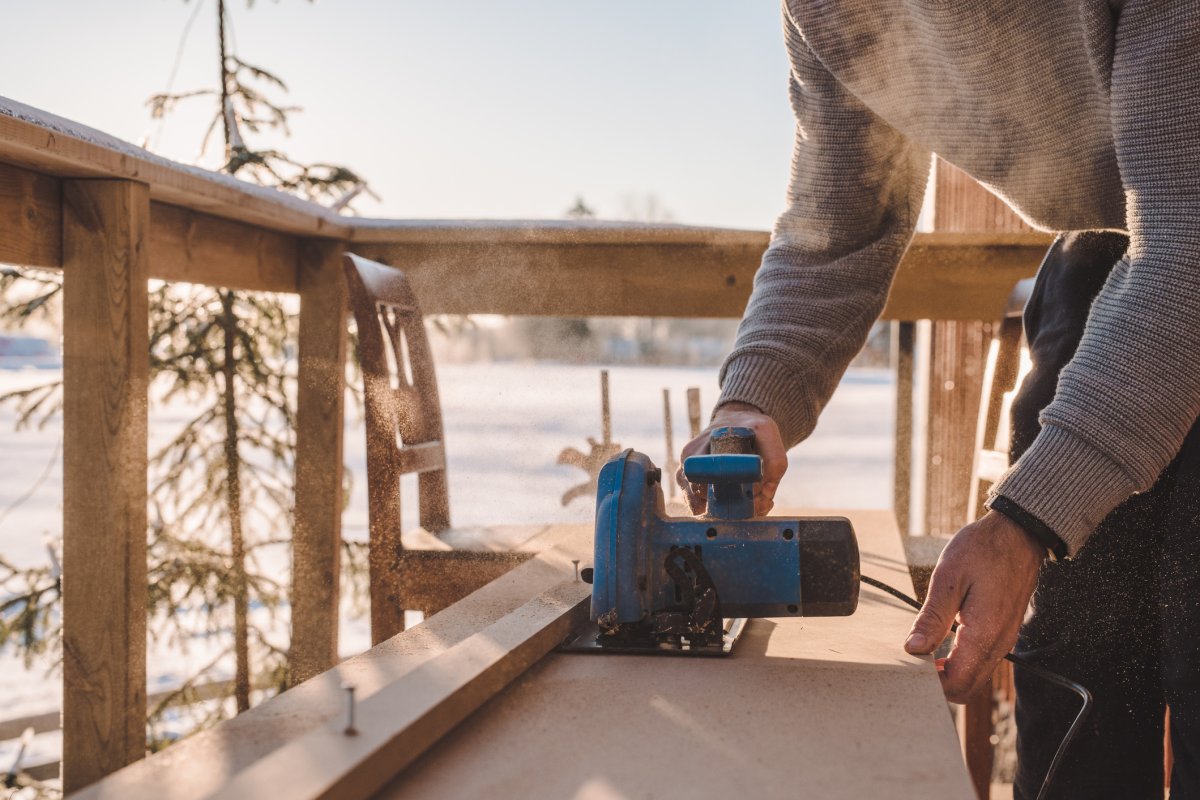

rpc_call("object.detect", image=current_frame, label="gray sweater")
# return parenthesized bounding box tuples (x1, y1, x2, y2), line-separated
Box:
(718, 0, 1200, 555)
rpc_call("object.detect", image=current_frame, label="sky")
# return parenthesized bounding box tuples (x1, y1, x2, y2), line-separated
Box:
(0, 1, 796, 229)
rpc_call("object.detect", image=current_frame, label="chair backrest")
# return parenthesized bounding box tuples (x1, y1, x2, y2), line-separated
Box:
(344, 253, 450, 545)
(966, 277, 1035, 523)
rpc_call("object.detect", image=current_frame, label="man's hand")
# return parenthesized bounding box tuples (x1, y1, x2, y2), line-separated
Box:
(675, 402, 788, 516)
(904, 510, 1045, 703)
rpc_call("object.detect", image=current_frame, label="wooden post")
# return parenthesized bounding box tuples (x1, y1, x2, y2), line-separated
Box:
(891, 321, 914, 534)
(924, 161, 1033, 538)
(61, 179, 150, 792)
(686, 387, 702, 438)
(662, 389, 676, 498)
(931, 160, 1034, 798)
(291, 240, 347, 684)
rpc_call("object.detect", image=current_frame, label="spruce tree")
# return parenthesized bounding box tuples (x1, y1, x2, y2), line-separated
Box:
(0, 2, 375, 788)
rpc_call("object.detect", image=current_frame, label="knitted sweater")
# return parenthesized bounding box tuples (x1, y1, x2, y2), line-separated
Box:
(718, 0, 1200, 555)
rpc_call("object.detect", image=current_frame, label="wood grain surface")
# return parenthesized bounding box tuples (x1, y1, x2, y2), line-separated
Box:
(291, 239, 349, 684)
(0, 160, 59, 268)
(351, 232, 1047, 321)
(61, 179, 150, 792)
(375, 510, 974, 800)
(149, 203, 300, 293)
(0, 99, 351, 240)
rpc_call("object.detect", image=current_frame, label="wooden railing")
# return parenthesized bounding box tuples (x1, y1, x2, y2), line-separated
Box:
(0, 95, 1051, 792)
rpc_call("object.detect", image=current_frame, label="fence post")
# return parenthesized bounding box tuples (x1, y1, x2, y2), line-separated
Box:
(291, 240, 347, 684)
(61, 179, 150, 792)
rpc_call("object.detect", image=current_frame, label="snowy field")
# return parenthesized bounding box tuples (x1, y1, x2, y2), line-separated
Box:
(0, 362, 894, 767)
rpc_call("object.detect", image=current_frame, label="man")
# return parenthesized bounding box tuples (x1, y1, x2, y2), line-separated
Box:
(678, 3, 1199, 797)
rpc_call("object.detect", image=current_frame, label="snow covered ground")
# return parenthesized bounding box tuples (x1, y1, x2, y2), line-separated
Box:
(0, 362, 894, 767)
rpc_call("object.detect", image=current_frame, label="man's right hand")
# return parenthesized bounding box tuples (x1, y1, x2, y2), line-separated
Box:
(675, 402, 789, 516)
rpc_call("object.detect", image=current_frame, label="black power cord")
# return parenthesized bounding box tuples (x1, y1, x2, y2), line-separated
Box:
(860, 575, 1093, 800)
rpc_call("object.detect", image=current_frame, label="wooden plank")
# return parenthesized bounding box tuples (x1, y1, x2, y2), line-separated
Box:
(883, 236, 1046, 321)
(0, 97, 351, 240)
(349, 240, 765, 318)
(0, 709, 58, 741)
(377, 510, 973, 800)
(290, 239, 348, 685)
(350, 219, 772, 247)
(351, 231, 1048, 320)
(0, 160, 60, 268)
(70, 524, 588, 800)
(61, 179, 150, 792)
(394, 440, 445, 475)
(149, 203, 299, 292)
(0, 677, 279, 742)
(209, 582, 590, 800)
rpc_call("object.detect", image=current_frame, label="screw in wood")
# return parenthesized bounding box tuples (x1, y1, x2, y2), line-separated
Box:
(342, 682, 358, 736)
(572, 560, 580, 582)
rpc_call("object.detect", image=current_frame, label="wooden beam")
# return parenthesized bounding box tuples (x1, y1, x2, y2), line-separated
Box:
(149, 203, 299, 292)
(350, 240, 764, 318)
(0, 98, 351, 240)
(61, 179, 150, 792)
(290, 239, 348, 685)
(883, 233, 1047, 321)
(350, 231, 1049, 321)
(0, 160, 60, 268)
(394, 440, 445, 475)
(0, 677, 274, 742)
(211, 582, 589, 800)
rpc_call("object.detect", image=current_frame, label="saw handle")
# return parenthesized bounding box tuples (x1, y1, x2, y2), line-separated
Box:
(680, 427, 762, 520)
(708, 425, 756, 455)
(681, 453, 762, 486)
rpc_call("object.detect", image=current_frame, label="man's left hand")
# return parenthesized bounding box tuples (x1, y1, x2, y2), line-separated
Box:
(903, 510, 1045, 703)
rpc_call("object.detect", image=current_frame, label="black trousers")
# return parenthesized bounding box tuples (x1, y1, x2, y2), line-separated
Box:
(1012, 232, 1200, 799)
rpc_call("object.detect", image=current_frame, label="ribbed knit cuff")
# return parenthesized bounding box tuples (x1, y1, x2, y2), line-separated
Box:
(717, 353, 814, 447)
(988, 424, 1137, 557)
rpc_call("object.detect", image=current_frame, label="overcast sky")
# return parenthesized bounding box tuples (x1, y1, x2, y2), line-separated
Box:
(0, 1, 795, 229)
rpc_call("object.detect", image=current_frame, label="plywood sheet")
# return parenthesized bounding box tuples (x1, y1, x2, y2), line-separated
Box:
(375, 510, 973, 800)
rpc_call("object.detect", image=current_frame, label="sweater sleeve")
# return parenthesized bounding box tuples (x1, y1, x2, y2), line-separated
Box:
(717, 5, 931, 448)
(990, 0, 1200, 555)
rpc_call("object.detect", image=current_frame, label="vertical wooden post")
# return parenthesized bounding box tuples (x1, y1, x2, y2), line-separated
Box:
(291, 240, 348, 685)
(686, 387, 702, 439)
(891, 321, 914, 534)
(924, 161, 1033, 537)
(931, 160, 1034, 798)
(61, 179, 150, 792)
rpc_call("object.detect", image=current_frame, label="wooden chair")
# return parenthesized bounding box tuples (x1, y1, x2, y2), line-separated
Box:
(344, 253, 529, 644)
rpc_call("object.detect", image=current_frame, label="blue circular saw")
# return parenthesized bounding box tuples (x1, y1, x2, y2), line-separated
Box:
(561, 426, 861, 657)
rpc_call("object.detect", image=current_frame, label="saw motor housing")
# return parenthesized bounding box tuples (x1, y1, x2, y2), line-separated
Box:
(586, 427, 860, 650)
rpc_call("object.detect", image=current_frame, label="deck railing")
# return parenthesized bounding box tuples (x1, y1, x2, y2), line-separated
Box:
(0, 95, 1051, 792)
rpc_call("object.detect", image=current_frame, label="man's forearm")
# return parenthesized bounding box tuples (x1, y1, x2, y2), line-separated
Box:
(717, 7, 929, 447)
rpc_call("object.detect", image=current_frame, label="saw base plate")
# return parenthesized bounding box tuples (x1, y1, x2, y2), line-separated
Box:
(557, 617, 748, 657)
